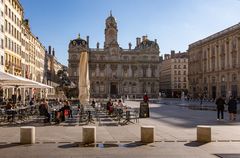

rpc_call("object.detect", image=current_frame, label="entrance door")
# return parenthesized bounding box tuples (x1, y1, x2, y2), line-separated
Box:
(232, 85, 237, 98)
(110, 83, 118, 97)
(212, 86, 216, 100)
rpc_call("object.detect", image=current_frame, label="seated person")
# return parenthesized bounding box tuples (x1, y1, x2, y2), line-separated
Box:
(117, 100, 124, 107)
(91, 100, 96, 108)
(5, 101, 16, 121)
(107, 99, 113, 115)
(56, 100, 72, 123)
(39, 99, 50, 123)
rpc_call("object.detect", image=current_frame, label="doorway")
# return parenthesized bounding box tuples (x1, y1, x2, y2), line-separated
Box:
(212, 86, 216, 100)
(110, 82, 118, 97)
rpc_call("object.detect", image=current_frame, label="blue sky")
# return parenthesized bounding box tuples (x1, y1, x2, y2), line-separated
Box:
(20, 0, 240, 66)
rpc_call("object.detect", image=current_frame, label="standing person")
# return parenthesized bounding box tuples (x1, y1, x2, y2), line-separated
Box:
(18, 94, 21, 102)
(12, 92, 17, 104)
(228, 96, 237, 121)
(215, 96, 226, 120)
(143, 93, 149, 103)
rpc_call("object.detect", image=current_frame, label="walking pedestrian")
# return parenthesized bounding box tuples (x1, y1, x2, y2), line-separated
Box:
(227, 96, 237, 121)
(215, 96, 226, 120)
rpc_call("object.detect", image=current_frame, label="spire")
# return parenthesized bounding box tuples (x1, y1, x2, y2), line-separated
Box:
(77, 33, 80, 39)
(110, 10, 112, 17)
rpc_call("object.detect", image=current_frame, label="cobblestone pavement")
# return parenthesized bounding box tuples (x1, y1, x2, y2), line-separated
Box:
(0, 99, 240, 157)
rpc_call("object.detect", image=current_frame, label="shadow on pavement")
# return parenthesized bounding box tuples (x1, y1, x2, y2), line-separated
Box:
(0, 143, 23, 149)
(58, 143, 80, 148)
(184, 141, 207, 147)
(58, 141, 147, 149)
(214, 154, 240, 158)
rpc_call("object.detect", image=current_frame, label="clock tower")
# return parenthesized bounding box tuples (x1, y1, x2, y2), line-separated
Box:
(104, 11, 119, 49)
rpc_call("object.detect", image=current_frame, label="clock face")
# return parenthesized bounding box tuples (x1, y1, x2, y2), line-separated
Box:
(72, 41, 77, 46)
(82, 41, 86, 46)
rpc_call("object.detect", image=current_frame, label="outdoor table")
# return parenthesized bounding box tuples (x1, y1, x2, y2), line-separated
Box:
(84, 106, 95, 124)
(17, 106, 31, 121)
(121, 108, 135, 125)
(114, 106, 124, 124)
(5, 108, 18, 122)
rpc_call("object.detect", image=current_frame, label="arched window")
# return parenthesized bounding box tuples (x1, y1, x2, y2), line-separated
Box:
(232, 74, 237, 81)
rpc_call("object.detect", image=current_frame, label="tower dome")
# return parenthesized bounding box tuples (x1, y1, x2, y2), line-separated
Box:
(69, 34, 88, 50)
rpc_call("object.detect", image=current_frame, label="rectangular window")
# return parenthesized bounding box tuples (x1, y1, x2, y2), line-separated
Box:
(1, 39, 3, 49)
(8, 22, 11, 34)
(8, 9, 10, 18)
(8, 38, 10, 49)
(1, 56, 3, 65)
(5, 5, 7, 15)
(5, 20, 7, 32)
(5, 36, 7, 48)
(183, 77, 186, 82)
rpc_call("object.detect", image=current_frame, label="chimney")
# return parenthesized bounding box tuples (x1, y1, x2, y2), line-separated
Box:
(86, 36, 89, 47)
(159, 56, 163, 61)
(171, 50, 175, 57)
(52, 48, 55, 56)
(48, 46, 51, 55)
(136, 37, 141, 46)
(142, 35, 147, 41)
(128, 42, 132, 50)
(97, 42, 99, 49)
(164, 54, 168, 59)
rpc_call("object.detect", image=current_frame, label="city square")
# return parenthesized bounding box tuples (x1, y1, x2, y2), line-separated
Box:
(0, 0, 240, 157)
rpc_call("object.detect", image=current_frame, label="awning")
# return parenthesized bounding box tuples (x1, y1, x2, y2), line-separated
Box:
(0, 71, 53, 88)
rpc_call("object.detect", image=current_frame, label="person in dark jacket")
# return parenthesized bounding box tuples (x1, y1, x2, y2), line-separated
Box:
(228, 96, 237, 121)
(39, 99, 50, 123)
(106, 99, 113, 115)
(215, 96, 226, 120)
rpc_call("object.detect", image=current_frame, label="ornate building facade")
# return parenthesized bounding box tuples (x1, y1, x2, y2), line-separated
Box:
(68, 13, 160, 98)
(159, 51, 188, 97)
(188, 23, 240, 99)
(0, 0, 4, 71)
(44, 46, 64, 97)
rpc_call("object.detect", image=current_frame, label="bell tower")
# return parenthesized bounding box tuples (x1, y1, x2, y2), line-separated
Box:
(104, 11, 119, 49)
